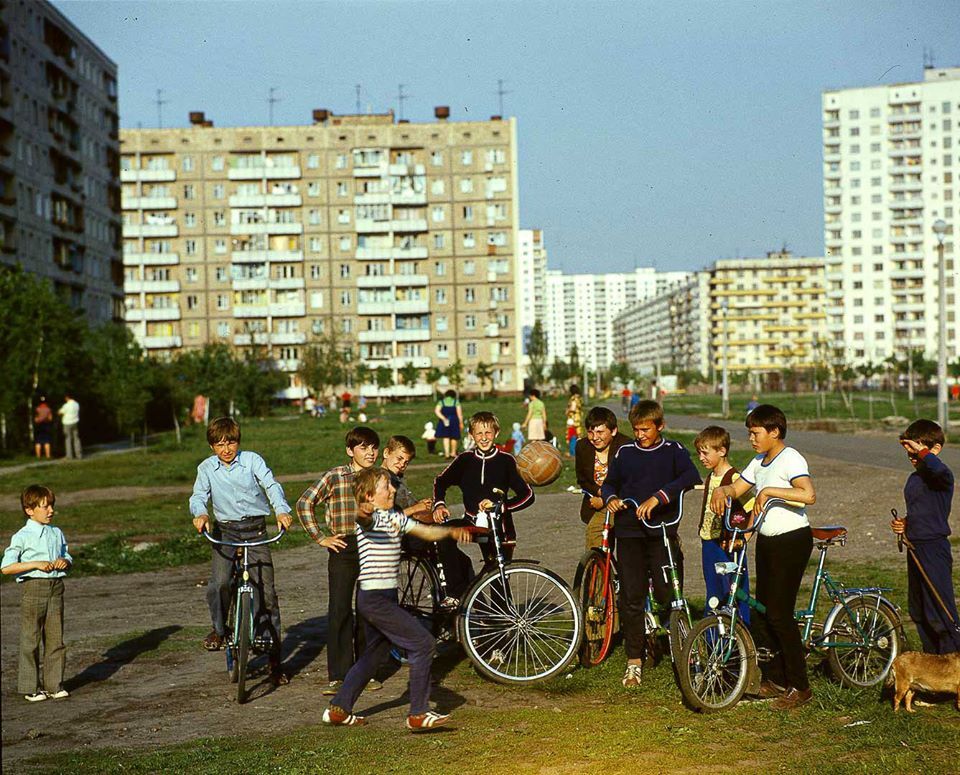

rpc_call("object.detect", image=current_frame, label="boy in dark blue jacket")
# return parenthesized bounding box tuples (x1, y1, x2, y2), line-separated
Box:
(890, 419, 960, 654)
(602, 400, 700, 687)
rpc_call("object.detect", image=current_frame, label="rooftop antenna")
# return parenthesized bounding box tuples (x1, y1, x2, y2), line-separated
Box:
(155, 88, 168, 128)
(355, 84, 362, 113)
(267, 87, 280, 126)
(495, 78, 512, 116)
(923, 47, 935, 69)
(397, 83, 410, 121)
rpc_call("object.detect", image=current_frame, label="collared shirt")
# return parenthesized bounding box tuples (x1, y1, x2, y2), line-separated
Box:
(297, 464, 358, 542)
(188, 450, 291, 523)
(2, 520, 73, 582)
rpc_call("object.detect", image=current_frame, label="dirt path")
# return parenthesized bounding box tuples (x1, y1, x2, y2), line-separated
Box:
(2, 454, 957, 770)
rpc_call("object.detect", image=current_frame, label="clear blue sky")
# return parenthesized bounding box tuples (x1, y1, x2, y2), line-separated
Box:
(57, 0, 960, 273)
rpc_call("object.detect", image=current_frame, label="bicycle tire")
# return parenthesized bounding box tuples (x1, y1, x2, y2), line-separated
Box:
(678, 614, 755, 712)
(392, 554, 445, 663)
(668, 608, 691, 666)
(825, 597, 901, 689)
(226, 598, 239, 684)
(458, 562, 583, 685)
(577, 552, 615, 667)
(237, 590, 252, 704)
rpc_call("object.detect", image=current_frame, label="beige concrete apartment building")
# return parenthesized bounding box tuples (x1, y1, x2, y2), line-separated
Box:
(120, 108, 522, 396)
(1, 0, 122, 323)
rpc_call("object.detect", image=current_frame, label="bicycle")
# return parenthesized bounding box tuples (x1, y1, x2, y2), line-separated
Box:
(678, 498, 903, 712)
(201, 526, 286, 704)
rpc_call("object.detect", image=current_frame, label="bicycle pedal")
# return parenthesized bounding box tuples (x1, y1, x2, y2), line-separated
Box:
(755, 647, 776, 662)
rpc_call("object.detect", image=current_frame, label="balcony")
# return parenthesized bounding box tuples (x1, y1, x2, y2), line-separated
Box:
(270, 302, 305, 317)
(355, 246, 393, 259)
(125, 279, 180, 293)
(354, 192, 392, 206)
(141, 335, 182, 349)
(485, 323, 500, 337)
(228, 193, 302, 208)
(229, 221, 303, 236)
(120, 169, 176, 183)
(395, 246, 428, 259)
(269, 277, 305, 290)
(390, 356, 431, 369)
(359, 328, 430, 343)
(228, 165, 301, 180)
(889, 163, 922, 175)
(391, 218, 427, 233)
(357, 299, 430, 315)
(823, 186, 843, 197)
(890, 267, 925, 280)
(124, 223, 178, 238)
(231, 277, 269, 291)
(231, 276, 304, 292)
(234, 332, 307, 346)
(353, 163, 387, 178)
(125, 306, 181, 322)
(823, 151, 841, 163)
(122, 195, 178, 210)
(355, 218, 391, 233)
(889, 197, 924, 209)
(275, 358, 301, 371)
(231, 249, 303, 263)
(393, 273, 429, 286)
(123, 252, 179, 266)
(391, 190, 427, 205)
(824, 203, 842, 215)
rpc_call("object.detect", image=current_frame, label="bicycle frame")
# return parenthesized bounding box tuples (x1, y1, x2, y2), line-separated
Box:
(623, 490, 689, 617)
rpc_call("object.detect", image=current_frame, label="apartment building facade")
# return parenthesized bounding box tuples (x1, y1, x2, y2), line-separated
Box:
(120, 109, 522, 396)
(1, 0, 122, 323)
(516, 227, 547, 345)
(822, 66, 960, 367)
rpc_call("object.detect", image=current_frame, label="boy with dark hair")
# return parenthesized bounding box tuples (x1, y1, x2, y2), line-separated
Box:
(575, 406, 632, 549)
(297, 426, 380, 694)
(2, 485, 72, 701)
(432, 411, 534, 564)
(190, 417, 293, 685)
(602, 399, 701, 688)
(890, 419, 960, 654)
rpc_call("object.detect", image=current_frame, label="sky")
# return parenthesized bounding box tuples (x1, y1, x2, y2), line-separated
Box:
(57, 0, 960, 274)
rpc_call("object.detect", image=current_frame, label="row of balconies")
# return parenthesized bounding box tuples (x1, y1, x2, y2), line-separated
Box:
(126, 279, 180, 293)
(232, 249, 303, 263)
(355, 246, 429, 260)
(356, 274, 429, 288)
(231, 277, 306, 291)
(124, 224, 178, 238)
(121, 169, 176, 183)
(233, 332, 307, 346)
(123, 252, 179, 265)
(229, 222, 303, 236)
(356, 299, 431, 315)
(354, 218, 429, 234)
(121, 195, 178, 210)
(228, 166, 301, 181)
(126, 306, 181, 322)
(234, 302, 306, 318)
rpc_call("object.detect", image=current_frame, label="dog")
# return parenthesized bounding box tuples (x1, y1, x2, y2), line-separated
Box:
(887, 651, 960, 712)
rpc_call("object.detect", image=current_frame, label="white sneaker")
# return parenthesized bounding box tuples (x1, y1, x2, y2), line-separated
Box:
(621, 663, 643, 688)
(46, 689, 70, 699)
(24, 693, 47, 702)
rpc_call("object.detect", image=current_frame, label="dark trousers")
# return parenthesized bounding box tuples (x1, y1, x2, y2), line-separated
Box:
(207, 517, 281, 660)
(18, 578, 66, 694)
(402, 534, 475, 600)
(907, 538, 960, 654)
(617, 535, 683, 659)
(753, 527, 813, 691)
(702, 539, 751, 625)
(332, 588, 435, 716)
(327, 533, 359, 681)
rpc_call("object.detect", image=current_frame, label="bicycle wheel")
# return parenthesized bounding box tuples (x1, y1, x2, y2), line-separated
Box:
(459, 562, 583, 685)
(236, 590, 252, 704)
(226, 598, 239, 684)
(668, 608, 691, 666)
(393, 554, 444, 663)
(577, 552, 615, 667)
(825, 597, 901, 688)
(678, 614, 754, 712)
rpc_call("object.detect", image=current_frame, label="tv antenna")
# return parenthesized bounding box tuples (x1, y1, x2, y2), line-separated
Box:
(267, 87, 280, 125)
(495, 79, 512, 116)
(355, 84, 362, 113)
(397, 83, 410, 120)
(155, 89, 168, 128)
(923, 47, 936, 69)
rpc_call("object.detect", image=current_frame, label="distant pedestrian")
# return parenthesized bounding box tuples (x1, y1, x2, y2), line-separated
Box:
(304, 395, 317, 417)
(522, 388, 548, 441)
(621, 387, 631, 414)
(746, 394, 760, 415)
(421, 422, 438, 455)
(434, 390, 463, 459)
(58, 394, 81, 460)
(33, 398, 53, 459)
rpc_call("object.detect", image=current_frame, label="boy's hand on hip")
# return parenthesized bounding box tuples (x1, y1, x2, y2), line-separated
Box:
(320, 534, 347, 552)
(193, 515, 209, 533)
(276, 512, 293, 531)
(636, 496, 660, 519)
(890, 518, 906, 535)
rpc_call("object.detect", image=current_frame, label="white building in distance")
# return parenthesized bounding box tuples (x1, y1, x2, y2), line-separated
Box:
(822, 66, 960, 367)
(516, 228, 547, 347)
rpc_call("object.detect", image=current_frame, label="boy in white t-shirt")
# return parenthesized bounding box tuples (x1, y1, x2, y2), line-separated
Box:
(710, 405, 816, 711)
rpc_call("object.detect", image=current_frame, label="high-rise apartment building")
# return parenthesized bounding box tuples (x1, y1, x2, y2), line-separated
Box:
(544, 267, 691, 370)
(0, 0, 122, 323)
(120, 108, 522, 396)
(822, 66, 960, 367)
(516, 228, 547, 343)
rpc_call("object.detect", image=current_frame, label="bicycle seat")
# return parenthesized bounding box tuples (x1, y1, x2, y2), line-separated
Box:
(811, 526, 847, 544)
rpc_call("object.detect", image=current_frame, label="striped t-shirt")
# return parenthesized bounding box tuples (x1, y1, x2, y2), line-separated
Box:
(357, 508, 416, 590)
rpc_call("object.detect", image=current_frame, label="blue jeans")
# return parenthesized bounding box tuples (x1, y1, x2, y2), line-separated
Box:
(701, 539, 750, 626)
(332, 588, 435, 715)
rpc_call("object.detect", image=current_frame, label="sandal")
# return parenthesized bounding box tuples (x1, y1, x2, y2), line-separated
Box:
(406, 710, 450, 731)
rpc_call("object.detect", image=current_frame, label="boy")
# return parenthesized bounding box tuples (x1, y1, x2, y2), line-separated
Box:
(890, 419, 960, 655)
(695, 426, 752, 625)
(190, 417, 293, 685)
(383, 435, 474, 603)
(323, 467, 471, 729)
(2, 485, 72, 702)
(710, 404, 817, 710)
(575, 406, 632, 550)
(297, 426, 380, 694)
(602, 400, 700, 688)
(433, 411, 534, 564)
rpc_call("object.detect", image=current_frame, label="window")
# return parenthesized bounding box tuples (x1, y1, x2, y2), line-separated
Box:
(335, 154, 347, 169)
(435, 315, 448, 332)
(184, 212, 197, 227)
(212, 184, 224, 199)
(339, 236, 351, 251)
(462, 205, 474, 221)
(308, 181, 321, 196)
(466, 342, 477, 357)
(464, 314, 476, 329)
(434, 233, 445, 249)
(310, 291, 323, 308)
(491, 287, 509, 302)
(485, 148, 506, 164)
(436, 342, 449, 358)
(216, 294, 228, 310)
(340, 264, 351, 278)
(309, 209, 321, 225)
(337, 181, 348, 197)
(460, 150, 473, 166)
(185, 267, 198, 282)
(217, 322, 230, 337)
(309, 237, 323, 253)
(212, 155, 224, 171)
(338, 209, 350, 224)
(435, 288, 447, 303)
(434, 261, 446, 276)
(215, 267, 226, 281)
(431, 179, 445, 195)
(213, 211, 225, 226)
(463, 259, 475, 275)
(488, 231, 507, 246)
(340, 319, 352, 334)
(182, 155, 194, 171)
(340, 290, 351, 306)
(431, 206, 445, 222)
(214, 238, 227, 254)
(310, 264, 322, 279)
(307, 153, 320, 169)
(465, 289, 475, 303)
(185, 239, 197, 254)
(460, 177, 474, 193)
(183, 184, 195, 200)
(186, 295, 198, 310)
(430, 151, 443, 166)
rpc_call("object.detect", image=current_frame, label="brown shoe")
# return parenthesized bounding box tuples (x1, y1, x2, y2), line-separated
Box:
(772, 687, 813, 710)
(270, 668, 290, 686)
(754, 680, 786, 699)
(202, 630, 225, 651)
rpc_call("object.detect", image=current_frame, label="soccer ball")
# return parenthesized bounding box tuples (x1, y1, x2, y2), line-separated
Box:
(515, 440, 564, 487)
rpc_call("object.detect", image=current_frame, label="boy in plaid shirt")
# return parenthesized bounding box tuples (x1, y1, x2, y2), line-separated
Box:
(297, 426, 380, 694)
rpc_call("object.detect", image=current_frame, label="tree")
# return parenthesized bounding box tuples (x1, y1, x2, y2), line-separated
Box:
(235, 344, 286, 417)
(549, 358, 569, 387)
(568, 344, 582, 383)
(354, 362, 371, 388)
(608, 360, 632, 386)
(526, 320, 548, 386)
(375, 365, 394, 394)
(426, 366, 444, 398)
(398, 361, 420, 388)
(475, 361, 493, 400)
(298, 329, 353, 400)
(85, 324, 152, 442)
(444, 359, 464, 390)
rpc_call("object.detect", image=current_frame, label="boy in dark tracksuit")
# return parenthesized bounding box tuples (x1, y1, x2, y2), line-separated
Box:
(601, 400, 701, 688)
(890, 419, 960, 654)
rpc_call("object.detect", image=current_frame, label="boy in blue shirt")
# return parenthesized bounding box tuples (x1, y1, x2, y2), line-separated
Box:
(890, 419, 960, 654)
(602, 400, 700, 688)
(190, 417, 293, 684)
(2, 484, 72, 702)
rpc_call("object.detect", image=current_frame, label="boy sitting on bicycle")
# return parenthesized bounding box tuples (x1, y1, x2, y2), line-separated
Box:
(602, 400, 700, 688)
(432, 411, 534, 564)
(323, 467, 471, 730)
(709, 404, 817, 710)
(190, 417, 293, 686)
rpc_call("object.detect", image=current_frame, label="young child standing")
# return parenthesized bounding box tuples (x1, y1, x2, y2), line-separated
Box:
(421, 421, 438, 456)
(601, 400, 701, 689)
(323, 467, 471, 730)
(2, 485, 72, 701)
(297, 426, 380, 694)
(890, 419, 960, 655)
(694, 426, 752, 625)
(189, 417, 293, 685)
(710, 404, 817, 710)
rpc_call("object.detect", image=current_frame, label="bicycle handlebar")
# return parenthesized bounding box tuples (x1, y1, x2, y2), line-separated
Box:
(723, 497, 804, 533)
(200, 526, 287, 548)
(619, 489, 688, 530)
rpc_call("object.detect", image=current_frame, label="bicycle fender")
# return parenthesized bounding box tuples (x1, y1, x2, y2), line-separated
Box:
(822, 593, 902, 637)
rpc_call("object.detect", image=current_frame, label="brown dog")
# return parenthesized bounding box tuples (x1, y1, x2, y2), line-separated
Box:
(888, 651, 960, 712)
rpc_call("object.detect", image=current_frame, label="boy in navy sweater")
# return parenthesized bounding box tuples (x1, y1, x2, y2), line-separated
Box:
(890, 419, 960, 654)
(602, 400, 700, 687)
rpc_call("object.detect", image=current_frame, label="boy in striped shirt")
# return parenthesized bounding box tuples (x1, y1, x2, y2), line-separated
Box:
(323, 467, 471, 731)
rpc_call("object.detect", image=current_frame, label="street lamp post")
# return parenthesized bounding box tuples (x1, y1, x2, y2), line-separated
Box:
(721, 299, 730, 418)
(933, 219, 948, 433)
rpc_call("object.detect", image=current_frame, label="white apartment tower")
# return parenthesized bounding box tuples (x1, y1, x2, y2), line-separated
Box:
(823, 66, 960, 367)
(516, 228, 547, 343)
